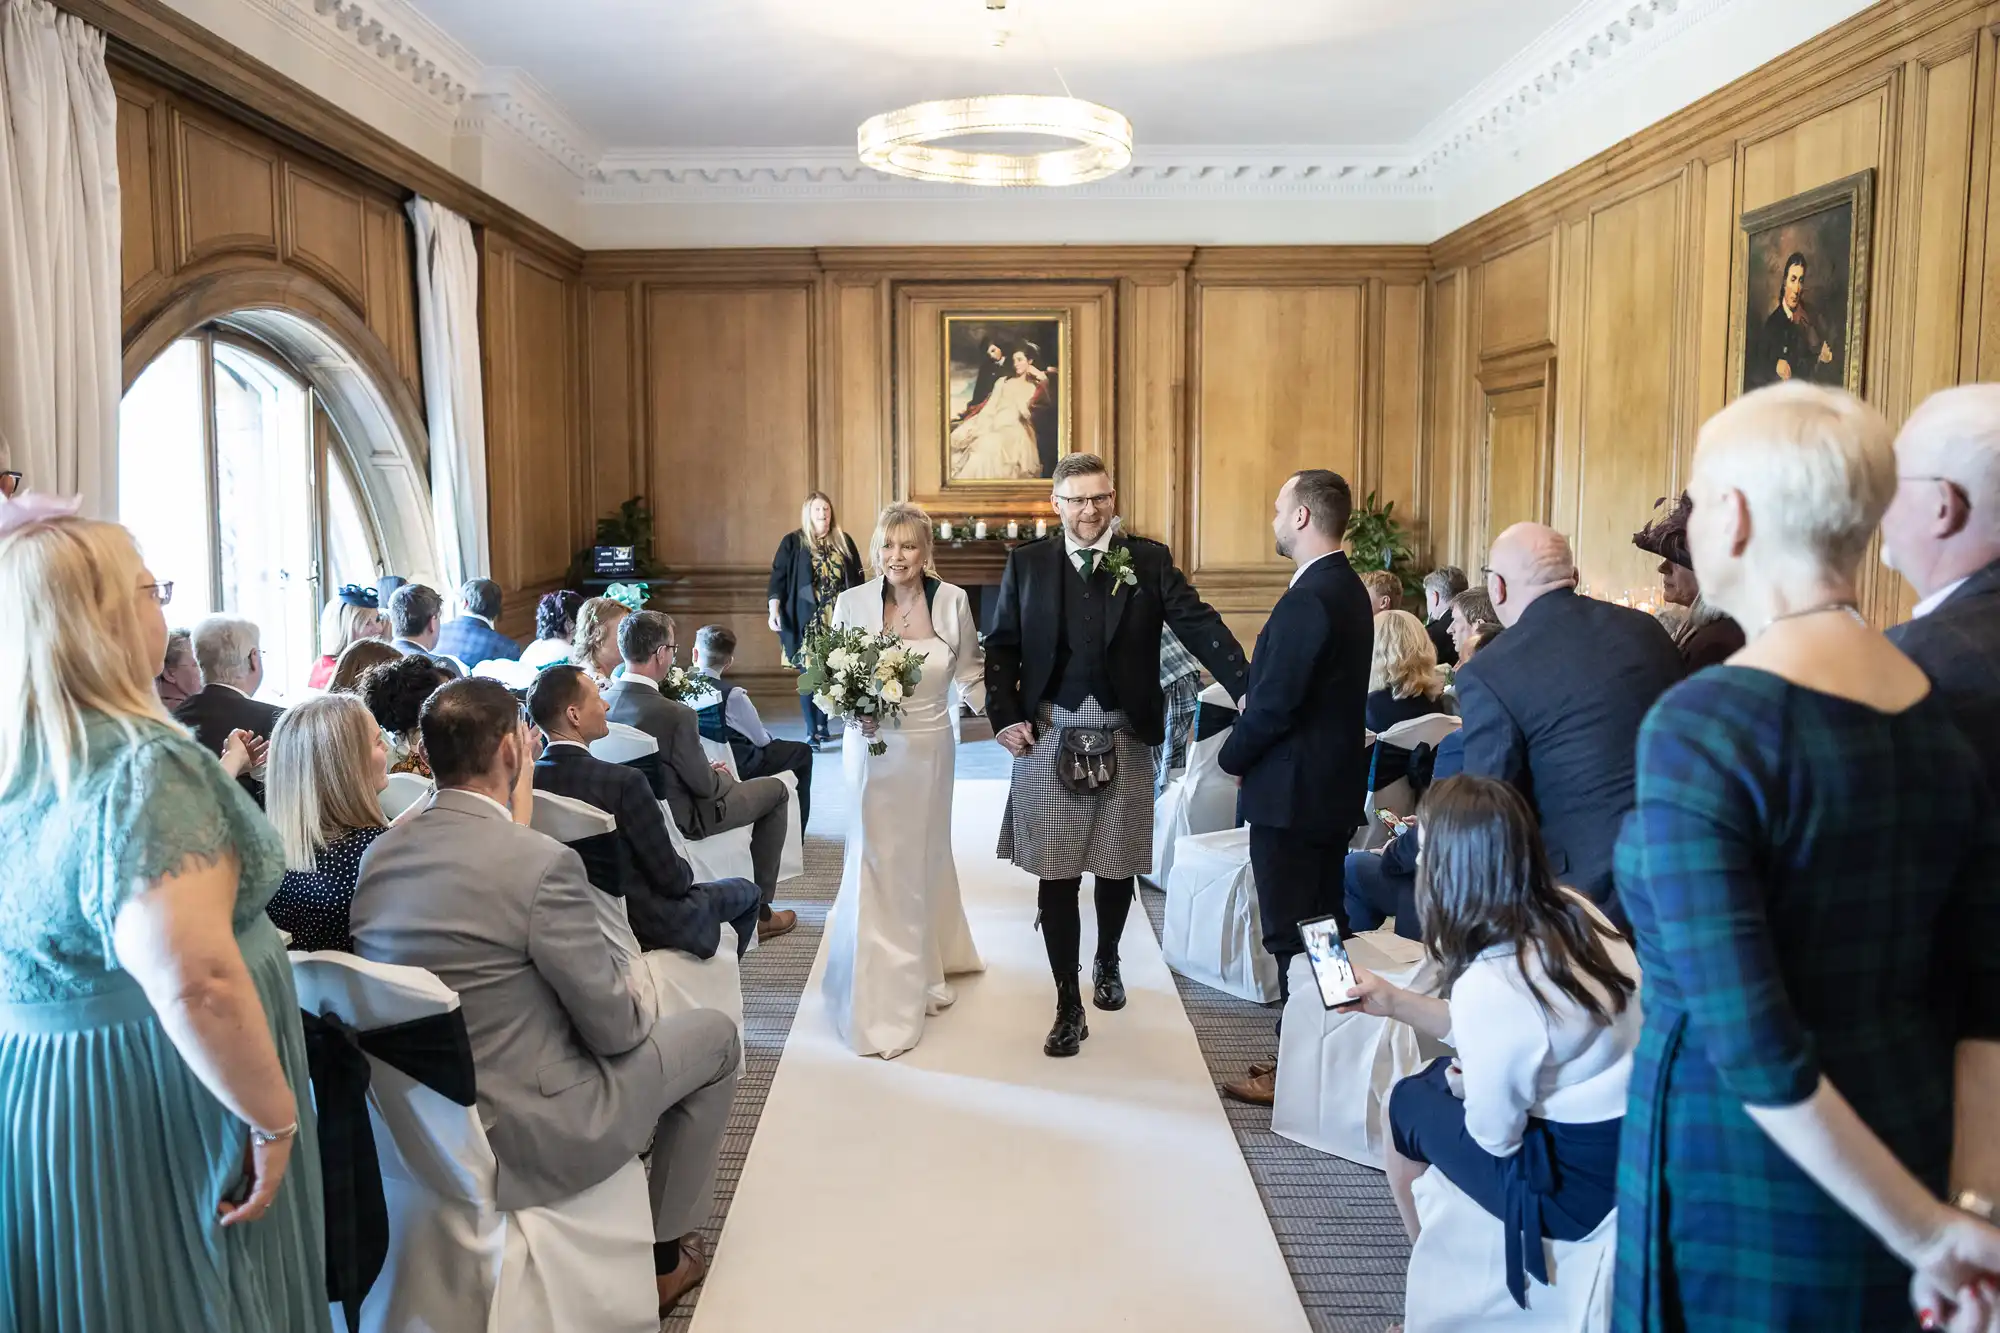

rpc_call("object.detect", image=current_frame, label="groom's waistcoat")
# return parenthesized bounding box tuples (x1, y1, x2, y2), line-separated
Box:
(1050, 552, 1118, 712)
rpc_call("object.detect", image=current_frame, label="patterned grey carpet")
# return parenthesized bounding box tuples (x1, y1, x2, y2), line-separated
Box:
(663, 732, 1407, 1332)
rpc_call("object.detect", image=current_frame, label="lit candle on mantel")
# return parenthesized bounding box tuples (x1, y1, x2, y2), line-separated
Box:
(973, 518, 988, 539)
(939, 520, 953, 540)
(1035, 517, 1048, 538)
(1005, 518, 1019, 539)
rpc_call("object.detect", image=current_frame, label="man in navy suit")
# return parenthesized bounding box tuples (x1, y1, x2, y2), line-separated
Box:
(1882, 385, 2000, 757)
(388, 582, 463, 678)
(527, 665, 762, 959)
(1455, 523, 1682, 917)
(437, 578, 523, 668)
(1218, 469, 1374, 1104)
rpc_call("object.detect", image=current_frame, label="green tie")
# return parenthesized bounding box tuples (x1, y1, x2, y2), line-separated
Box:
(1079, 549, 1097, 578)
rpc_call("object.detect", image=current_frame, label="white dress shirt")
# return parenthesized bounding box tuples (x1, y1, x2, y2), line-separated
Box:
(1444, 894, 1642, 1157)
(1912, 575, 1971, 620)
(694, 666, 772, 746)
(1064, 529, 1114, 576)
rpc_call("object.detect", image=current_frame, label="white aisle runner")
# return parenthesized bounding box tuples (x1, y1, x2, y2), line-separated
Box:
(690, 780, 1311, 1333)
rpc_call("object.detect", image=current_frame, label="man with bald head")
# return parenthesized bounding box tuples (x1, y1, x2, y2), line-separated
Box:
(1882, 384, 2000, 755)
(1454, 522, 1682, 915)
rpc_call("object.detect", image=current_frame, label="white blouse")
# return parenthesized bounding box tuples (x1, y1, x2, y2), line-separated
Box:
(1444, 893, 1642, 1158)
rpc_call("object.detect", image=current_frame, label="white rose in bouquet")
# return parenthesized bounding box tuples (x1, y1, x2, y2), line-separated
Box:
(826, 647, 853, 673)
(880, 677, 904, 705)
(813, 692, 840, 717)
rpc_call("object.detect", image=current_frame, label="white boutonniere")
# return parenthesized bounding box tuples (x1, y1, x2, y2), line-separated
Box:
(1101, 546, 1139, 590)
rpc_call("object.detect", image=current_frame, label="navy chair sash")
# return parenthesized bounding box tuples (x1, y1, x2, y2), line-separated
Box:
(301, 1005, 477, 1333)
(1194, 698, 1237, 742)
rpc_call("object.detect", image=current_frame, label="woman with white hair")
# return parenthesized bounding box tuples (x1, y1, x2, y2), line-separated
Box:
(264, 693, 391, 952)
(820, 502, 987, 1058)
(1612, 383, 2000, 1331)
(0, 501, 328, 1330)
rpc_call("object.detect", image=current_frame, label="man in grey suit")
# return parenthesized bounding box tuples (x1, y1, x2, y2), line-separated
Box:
(605, 610, 797, 942)
(1883, 384, 2000, 756)
(349, 678, 740, 1313)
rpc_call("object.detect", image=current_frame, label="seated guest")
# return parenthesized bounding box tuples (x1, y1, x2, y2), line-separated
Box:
(359, 654, 454, 778)
(1344, 717, 1468, 943)
(1422, 566, 1469, 665)
(174, 615, 285, 807)
(1455, 524, 1680, 915)
(1651, 602, 1689, 639)
(1882, 383, 2000, 754)
(1460, 621, 1502, 664)
(1632, 492, 1745, 671)
(264, 693, 389, 952)
(572, 595, 632, 690)
(1346, 776, 1638, 1311)
(606, 611, 796, 942)
(690, 624, 813, 833)
(327, 637, 401, 695)
(1446, 586, 1499, 662)
(387, 582, 463, 677)
(349, 679, 742, 1312)
(528, 665, 761, 958)
(1365, 609, 1455, 792)
(437, 577, 523, 667)
(1615, 383, 2000, 1328)
(522, 589, 585, 671)
(155, 627, 200, 711)
(308, 584, 387, 689)
(1360, 569, 1402, 616)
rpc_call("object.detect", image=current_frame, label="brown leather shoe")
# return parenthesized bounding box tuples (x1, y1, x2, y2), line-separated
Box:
(656, 1239, 708, 1313)
(1221, 1067, 1276, 1105)
(1246, 1059, 1277, 1080)
(757, 909, 798, 942)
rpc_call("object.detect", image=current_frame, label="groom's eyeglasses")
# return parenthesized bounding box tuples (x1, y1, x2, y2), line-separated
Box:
(1055, 492, 1115, 510)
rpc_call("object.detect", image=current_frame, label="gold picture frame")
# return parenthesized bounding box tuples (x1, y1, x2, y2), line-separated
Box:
(1733, 169, 1873, 398)
(939, 311, 1071, 488)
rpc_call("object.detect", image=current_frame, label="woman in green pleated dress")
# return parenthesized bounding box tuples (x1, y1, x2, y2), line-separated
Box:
(0, 501, 329, 1333)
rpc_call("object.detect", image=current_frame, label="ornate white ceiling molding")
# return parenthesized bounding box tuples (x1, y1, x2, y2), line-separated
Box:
(296, 0, 474, 109)
(586, 147, 1429, 203)
(457, 68, 602, 181)
(1407, 0, 1736, 178)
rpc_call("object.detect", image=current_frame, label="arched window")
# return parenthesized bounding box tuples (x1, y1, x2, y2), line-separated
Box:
(119, 328, 385, 701)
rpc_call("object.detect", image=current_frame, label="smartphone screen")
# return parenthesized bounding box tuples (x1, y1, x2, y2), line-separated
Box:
(1298, 915, 1356, 1009)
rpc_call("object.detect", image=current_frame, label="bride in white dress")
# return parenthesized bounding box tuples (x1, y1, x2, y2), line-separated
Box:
(821, 503, 986, 1058)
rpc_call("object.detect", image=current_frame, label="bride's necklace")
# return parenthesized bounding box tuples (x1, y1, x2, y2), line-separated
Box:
(1763, 600, 1865, 629)
(886, 586, 925, 636)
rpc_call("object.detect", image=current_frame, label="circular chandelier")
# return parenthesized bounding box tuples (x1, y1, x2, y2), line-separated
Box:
(857, 94, 1133, 188)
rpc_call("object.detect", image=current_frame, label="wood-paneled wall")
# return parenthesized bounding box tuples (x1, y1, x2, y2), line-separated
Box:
(1427, 0, 2000, 625)
(578, 247, 1432, 699)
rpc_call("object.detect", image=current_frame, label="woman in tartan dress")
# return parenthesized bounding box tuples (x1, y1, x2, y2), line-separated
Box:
(1612, 384, 2000, 1331)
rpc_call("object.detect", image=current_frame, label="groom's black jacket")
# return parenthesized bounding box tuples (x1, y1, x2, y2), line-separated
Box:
(985, 533, 1247, 747)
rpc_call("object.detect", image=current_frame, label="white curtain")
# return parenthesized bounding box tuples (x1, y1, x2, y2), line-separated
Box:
(0, 0, 119, 513)
(407, 196, 489, 590)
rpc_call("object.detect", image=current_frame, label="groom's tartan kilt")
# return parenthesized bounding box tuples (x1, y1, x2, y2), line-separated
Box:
(997, 696, 1155, 881)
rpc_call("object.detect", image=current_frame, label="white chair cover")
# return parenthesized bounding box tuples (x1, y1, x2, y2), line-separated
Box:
(1271, 930, 1450, 1168)
(645, 945, 745, 1036)
(380, 772, 433, 820)
(660, 799, 757, 888)
(473, 658, 540, 691)
(1151, 681, 1239, 886)
(589, 722, 658, 764)
(289, 952, 656, 1333)
(1353, 713, 1464, 850)
(701, 737, 806, 881)
(1160, 826, 1280, 1003)
(528, 790, 617, 841)
(1404, 1170, 1618, 1332)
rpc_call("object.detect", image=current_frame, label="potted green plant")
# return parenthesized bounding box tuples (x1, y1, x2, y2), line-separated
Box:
(1344, 491, 1421, 602)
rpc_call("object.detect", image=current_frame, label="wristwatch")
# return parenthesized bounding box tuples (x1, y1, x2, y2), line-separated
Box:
(251, 1120, 300, 1148)
(1951, 1190, 1995, 1222)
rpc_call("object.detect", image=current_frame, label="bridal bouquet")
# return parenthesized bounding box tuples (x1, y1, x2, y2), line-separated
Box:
(796, 624, 925, 756)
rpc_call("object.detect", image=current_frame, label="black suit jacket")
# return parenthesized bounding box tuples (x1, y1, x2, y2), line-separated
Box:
(767, 530, 865, 661)
(1454, 589, 1682, 907)
(1887, 558, 2000, 763)
(172, 684, 285, 808)
(985, 534, 1247, 746)
(1217, 553, 1374, 837)
(531, 744, 723, 959)
(1426, 615, 1459, 667)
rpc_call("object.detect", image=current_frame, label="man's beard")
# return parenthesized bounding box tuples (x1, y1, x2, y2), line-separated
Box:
(1275, 530, 1295, 559)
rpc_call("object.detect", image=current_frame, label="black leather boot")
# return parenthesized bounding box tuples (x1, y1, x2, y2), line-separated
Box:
(1092, 956, 1127, 1011)
(1044, 973, 1089, 1057)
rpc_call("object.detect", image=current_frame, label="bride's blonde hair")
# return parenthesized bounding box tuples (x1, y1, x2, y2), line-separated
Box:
(868, 502, 937, 578)
(0, 516, 171, 800)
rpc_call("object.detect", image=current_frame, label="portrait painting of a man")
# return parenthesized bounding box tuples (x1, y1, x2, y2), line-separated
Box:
(1737, 171, 1871, 396)
(943, 314, 1065, 482)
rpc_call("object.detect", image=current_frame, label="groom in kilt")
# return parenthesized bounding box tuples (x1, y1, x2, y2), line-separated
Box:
(987, 454, 1248, 1057)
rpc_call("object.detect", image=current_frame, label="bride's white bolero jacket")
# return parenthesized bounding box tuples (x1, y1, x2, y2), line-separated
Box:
(831, 576, 988, 717)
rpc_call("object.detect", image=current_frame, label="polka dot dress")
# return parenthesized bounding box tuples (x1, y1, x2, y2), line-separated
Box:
(266, 824, 388, 952)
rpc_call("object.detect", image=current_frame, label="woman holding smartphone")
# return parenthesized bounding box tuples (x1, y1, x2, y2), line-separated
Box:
(1344, 774, 1640, 1311)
